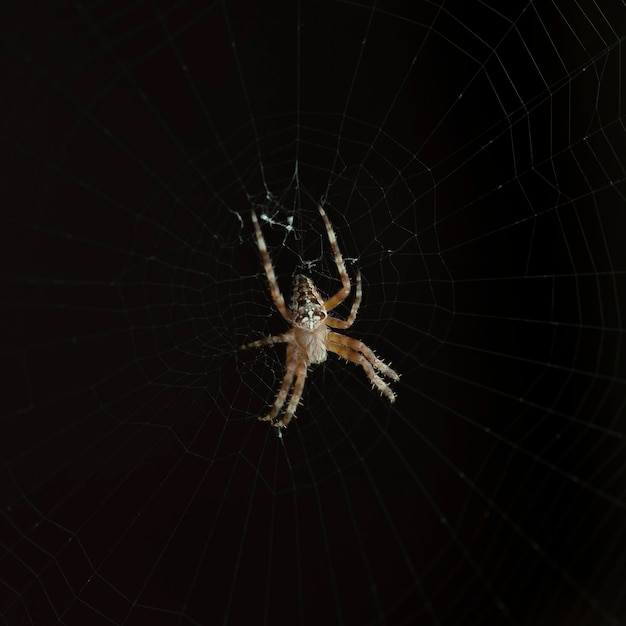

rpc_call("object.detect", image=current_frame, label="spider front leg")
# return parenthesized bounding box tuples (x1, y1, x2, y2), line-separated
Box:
(317, 205, 352, 312)
(250, 210, 292, 324)
(325, 271, 362, 330)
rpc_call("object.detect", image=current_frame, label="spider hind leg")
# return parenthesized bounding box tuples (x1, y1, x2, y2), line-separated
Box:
(257, 343, 297, 423)
(272, 358, 308, 428)
(327, 333, 399, 402)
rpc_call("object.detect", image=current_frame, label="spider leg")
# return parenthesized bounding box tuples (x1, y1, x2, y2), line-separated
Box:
(259, 343, 297, 423)
(239, 334, 287, 351)
(273, 356, 308, 428)
(317, 205, 352, 312)
(251, 210, 292, 323)
(327, 333, 399, 402)
(329, 332, 399, 380)
(325, 271, 361, 329)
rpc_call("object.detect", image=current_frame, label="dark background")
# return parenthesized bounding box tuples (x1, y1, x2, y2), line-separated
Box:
(2, 1, 626, 625)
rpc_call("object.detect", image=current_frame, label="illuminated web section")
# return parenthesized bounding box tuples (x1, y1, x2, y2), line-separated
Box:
(2, 1, 625, 624)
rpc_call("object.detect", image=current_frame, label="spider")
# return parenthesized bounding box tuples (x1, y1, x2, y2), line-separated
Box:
(239, 205, 399, 428)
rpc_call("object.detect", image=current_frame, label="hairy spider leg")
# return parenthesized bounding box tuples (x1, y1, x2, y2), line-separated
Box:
(317, 205, 352, 311)
(259, 343, 297, 423)
(273, 357, 308, 428)
(329, 332, 400, 380)
(327, 334, 399, 402)
(239, 334, 287, 351)
(251, 210, 292, 323)
(325, 271, 362, 329)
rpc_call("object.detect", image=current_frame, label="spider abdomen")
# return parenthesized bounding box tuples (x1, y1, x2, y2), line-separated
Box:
(291, 275, 327, 330)
(294, 326, 329, 365)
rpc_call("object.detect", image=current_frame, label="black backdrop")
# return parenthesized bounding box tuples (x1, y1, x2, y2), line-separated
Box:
(2, 1, 626, 625)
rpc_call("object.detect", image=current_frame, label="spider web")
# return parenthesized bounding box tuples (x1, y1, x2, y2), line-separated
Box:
(2, 1, 626, 624)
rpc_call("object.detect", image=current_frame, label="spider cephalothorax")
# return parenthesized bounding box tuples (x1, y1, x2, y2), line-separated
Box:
(239, 205, 399, 428)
